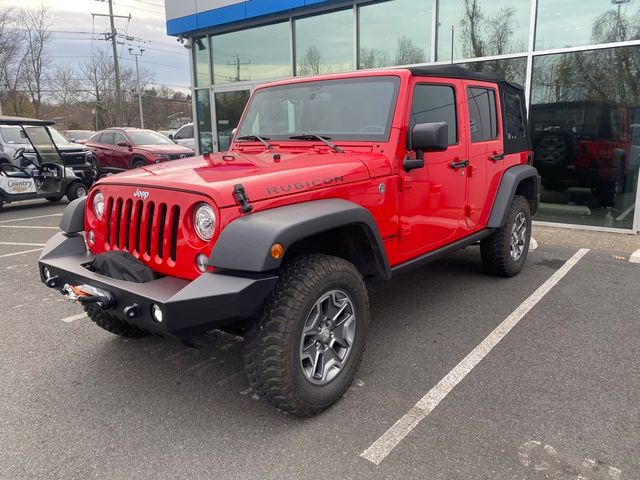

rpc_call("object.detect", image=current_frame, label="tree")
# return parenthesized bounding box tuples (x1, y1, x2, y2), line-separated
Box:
(20, 5, 53, 118)
(394, 36, 425, 66)
(51, 65, 80, 106)
(359, 48, 390, 69)
(297, 46, 322, 76)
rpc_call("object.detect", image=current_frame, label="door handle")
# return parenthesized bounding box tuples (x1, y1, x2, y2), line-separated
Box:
(490, 153, 505, 161)
(449, 159, 469, 169)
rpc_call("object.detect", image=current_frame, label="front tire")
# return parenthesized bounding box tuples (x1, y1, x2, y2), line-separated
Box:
(84, 303, 149, 338)
(243, 254, 369, 416)
(66, 182, 88, 201)
(132, 158, 147, 169)
(481, 194, 532, 277)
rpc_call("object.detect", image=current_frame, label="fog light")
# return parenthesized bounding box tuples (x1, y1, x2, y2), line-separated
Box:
(196, 253, 208, 272)
(150, 304, 163, 323)
(43, 267, 51, 280)
(87, 230, 95, 245)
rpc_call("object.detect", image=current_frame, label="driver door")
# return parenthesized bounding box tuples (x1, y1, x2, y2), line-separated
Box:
(399, 80, 468, 256)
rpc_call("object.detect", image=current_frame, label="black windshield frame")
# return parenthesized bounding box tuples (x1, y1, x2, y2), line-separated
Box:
(236, 76, 401, 143)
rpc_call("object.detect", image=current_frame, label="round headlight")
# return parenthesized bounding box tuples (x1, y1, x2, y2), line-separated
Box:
(194, 203, 216, 241)
(93, 191, 105, 220)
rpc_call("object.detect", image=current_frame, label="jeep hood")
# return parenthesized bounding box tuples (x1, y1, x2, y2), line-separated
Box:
(99, 149, 390, 207)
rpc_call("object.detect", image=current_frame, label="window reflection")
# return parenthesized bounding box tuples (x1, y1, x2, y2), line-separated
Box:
(195, 89, 213, 153)
(458, 57, 527, 86)
(215, 90, 250, 151)
(211, 23, 290, 83)
(530, 47, 640, 229)
(193, 37, 209, 88)
(295, 10, 353, 75)
(536, 0, 640, 51)
(436, 0, 530, 61)
(359, 0, 431, 68)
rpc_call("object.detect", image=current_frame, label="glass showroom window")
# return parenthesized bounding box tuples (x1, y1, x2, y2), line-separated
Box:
(215, 90, 250, 151)
(211, 22, 291, 84)
(359, 0, 432, 68)
(193, 37, 210, 88)
(536, 0, 640, 51)
(295, 9, 353, 75)
(530, 46, 640, 230)
(436, 0, 531, 61)
(458, 57, 527, 86)
(195, 89, 213, 153)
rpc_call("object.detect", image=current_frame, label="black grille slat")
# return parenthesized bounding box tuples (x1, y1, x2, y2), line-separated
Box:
(133, 200, 143, 253)
(124, 199, 133, 250)
(146, 202, 155, 256)
(157, 204, 167, 259)
(170, 206, 180, 262)
(114, 198, 123, 248)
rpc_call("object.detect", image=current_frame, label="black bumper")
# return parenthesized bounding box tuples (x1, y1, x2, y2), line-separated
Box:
(38, 232, 278, 338)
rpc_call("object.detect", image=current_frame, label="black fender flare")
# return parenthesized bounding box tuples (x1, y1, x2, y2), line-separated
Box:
(209, 199, 391, 278)
(59, 197, 86, 234)
(487, 165, 540, 228)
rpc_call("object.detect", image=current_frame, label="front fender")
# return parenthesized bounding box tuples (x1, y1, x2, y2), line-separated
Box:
(209, 199, 390, 278)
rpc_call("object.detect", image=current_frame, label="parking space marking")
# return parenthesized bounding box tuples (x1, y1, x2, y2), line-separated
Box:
(0, 248, 43, 259)
(61, 313, 87, 323)
(0, 242, 46, 247)
(0, 225, 59, 230)
(629, 249, 640, 264)
(361, 248, 591, 466)
(0, 213, 63, 224)
(529, 237, 538, 251)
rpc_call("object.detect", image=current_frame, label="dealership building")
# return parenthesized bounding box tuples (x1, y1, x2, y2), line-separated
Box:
(164, 0, 640, 233)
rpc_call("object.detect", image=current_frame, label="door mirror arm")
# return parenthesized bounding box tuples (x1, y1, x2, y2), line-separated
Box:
(403, 156, 424, 172)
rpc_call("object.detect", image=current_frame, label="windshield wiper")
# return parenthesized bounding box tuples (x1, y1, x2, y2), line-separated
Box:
(288, 133, 344, 153)
(236, 135, 272, 149)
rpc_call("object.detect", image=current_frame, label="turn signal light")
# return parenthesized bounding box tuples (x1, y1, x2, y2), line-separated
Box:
(270, 243, 284, 259)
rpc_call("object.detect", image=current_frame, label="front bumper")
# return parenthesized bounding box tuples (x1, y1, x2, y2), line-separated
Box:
(38, 232, 278, 338)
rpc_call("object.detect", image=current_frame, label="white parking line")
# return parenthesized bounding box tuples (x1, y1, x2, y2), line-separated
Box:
(615, 204, 635, 221)
(0, 248, 43, 258)
(529, 237, 538, 251)
(360, 248, 591, 466)
(62, 313, 87, 323)
(0, 213, 63, 224)
(629, 249, 640, 264)
(0, 225, 59, 230)
(0, 242, 46, 247)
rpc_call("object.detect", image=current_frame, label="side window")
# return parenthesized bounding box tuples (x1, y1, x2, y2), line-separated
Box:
(114, 132, 128, 145)
(467, 87, 498, 142)
(504, 92, 526, 140)
(101, 131, 116, 145)
(411, 84, 457, 145)
(184, 125, 194, 138)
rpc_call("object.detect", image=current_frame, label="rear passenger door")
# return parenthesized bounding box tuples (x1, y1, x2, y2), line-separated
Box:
(463, 82, 503, 229)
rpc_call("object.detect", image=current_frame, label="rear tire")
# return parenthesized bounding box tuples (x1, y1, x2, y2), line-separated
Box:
(84, 303, 149, 338)
(66, 182, 88, 202)
(243, 254, 368, 416)
(481, 195, 531, 277)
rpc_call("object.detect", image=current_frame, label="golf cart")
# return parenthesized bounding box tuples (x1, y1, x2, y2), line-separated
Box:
(0, 116, 91, 211)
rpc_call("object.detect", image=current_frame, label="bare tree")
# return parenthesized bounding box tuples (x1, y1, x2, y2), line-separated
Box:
(297, 46, 322, 76)
(51, 64, 80, 106)
(0, 7, 29, 115)
(394, 36, 426, 66)
(461, 0, 484, 58)
(359, 48, 390, 69)
(21, 4, 53, 118)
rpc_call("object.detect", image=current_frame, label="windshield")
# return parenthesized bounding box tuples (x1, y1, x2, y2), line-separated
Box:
(236, 77, 400, 142)
(127, 130, 174, 146)
(0, 126, 28, 144)
(22, 126, 63, 162)
(67, 130, 93, 140)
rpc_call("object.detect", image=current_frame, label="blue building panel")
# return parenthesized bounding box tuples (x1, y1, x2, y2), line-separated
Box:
(165, 0, 345, 36)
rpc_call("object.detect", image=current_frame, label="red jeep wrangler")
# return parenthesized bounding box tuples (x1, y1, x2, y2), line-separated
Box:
(39, 66, 539, 416)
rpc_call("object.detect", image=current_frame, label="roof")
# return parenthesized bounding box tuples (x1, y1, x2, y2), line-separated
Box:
(0, 115, 55, 126)
(408, 65, 524, 90)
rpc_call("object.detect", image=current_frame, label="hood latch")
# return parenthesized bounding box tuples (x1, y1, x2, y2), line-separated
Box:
(233, 183, 253, 214)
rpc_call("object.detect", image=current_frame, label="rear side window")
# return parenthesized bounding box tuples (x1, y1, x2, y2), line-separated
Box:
(504, 92, 526, 140)
(101, 131, 116, 145)
(467, 87, 498, 142)
(411, 84, 457, 145)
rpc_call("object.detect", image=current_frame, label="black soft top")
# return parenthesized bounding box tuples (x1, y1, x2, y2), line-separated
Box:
(0, 115, 55, 126)
(408, 65, 524, 91)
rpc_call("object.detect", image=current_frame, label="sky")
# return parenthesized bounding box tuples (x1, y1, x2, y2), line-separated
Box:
(4, 0, 190, 93)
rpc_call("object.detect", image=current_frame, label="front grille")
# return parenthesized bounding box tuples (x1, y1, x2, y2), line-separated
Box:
(167, 153, 195, 160)
(104, 195, 181, 264)
(61, 152, 89, 165)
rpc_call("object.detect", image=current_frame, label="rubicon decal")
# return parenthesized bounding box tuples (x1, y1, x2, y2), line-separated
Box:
(133, 189, 150, 200)
(266, 176, 345, 195)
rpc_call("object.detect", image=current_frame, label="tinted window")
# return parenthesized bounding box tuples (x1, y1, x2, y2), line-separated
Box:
(100, 131, 116, 145)
(237, 77, 400, 142)
(175, 125, 193, 139)
(0, 127, 27, 144)
(504, 92, 526, 140)
(115, 132, 128, 145)
(193, 36, 209, 87)
(410, 84, 457, 145)
(467, 87, 498, 142)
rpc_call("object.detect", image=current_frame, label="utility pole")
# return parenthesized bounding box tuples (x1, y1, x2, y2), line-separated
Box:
(129, 47, 145, 129)
(228, 54, 250, 82)
(93, 1, 130, 127)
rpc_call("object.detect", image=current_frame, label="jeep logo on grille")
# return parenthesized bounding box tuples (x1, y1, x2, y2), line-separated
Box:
(133, 189, 150, 200)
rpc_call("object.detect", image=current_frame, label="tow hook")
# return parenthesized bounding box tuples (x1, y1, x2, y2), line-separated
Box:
(62, 283, 114, 308)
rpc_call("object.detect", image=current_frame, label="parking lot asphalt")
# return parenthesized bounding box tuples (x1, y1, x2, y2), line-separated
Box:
(1, 199, 639, 480)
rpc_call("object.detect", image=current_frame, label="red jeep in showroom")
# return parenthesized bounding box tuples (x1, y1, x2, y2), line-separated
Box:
(86, 128, 195, 170)
(39, 67, 539, 416)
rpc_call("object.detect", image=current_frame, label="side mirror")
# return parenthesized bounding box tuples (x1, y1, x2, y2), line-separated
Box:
(403, 122, 449, 172)
(168, 134, 174, 141)
(116, 141, 131, 148)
